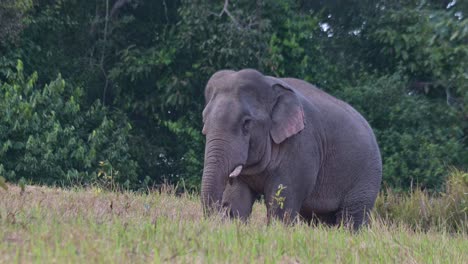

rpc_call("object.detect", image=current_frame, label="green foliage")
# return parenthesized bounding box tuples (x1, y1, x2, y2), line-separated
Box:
(363, 5, 468, 111)
(272, 184, 287, 210)
(163, 117, 204, 189)
(0, 60, 137, 186)
(0, 0, 32, 46)
(0, 0, 466, 191)
(340, 74, 465, 189)
(264, 3, 340, 87)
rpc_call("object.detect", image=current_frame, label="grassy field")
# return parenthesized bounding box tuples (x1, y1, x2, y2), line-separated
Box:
(1, 183, 467, 263)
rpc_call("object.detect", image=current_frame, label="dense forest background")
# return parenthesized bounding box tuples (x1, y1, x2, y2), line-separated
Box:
(0, 0, 466, 191)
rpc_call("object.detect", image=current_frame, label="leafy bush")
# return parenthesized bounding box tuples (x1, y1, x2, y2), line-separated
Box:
(1, 1, 466, 191)
(340, 74, 466, 190)
(363, 7, 467, 101)
(0, 61, 138, 187)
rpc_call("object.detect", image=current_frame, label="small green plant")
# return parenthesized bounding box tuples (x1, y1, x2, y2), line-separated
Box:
(97, 161, 118, 190)
(272, 184, 287, 210)
(97, 161, 116, 181)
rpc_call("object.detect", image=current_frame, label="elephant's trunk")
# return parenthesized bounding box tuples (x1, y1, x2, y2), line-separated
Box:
(201, 139, 231, 215)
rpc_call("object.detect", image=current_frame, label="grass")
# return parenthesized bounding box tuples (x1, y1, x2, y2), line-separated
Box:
(375, 169, 468, 233)
(1, 178, 467, 264)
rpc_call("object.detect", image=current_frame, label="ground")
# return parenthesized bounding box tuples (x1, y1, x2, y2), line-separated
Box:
(0, 184, 467, 263)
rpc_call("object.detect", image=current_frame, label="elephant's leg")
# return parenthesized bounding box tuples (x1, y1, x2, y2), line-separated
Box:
(336, 198, 373, 230)
(298, 208, 313, 225)
(221, 178, 256, 221)
(264, 180, 303, 225)
(337, 182, 379, 230)
(266, 199, 300, 225)
(336, 207, 368, 230)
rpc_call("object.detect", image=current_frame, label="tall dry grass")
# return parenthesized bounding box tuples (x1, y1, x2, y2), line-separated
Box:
(0, 170, 467, 263)
(374, 169, 467, 233)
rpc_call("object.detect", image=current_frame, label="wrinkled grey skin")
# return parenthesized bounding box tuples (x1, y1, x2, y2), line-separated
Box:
(201, 69, 382, 229)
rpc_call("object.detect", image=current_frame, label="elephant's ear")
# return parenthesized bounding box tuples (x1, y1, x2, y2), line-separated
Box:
(268, 78, 305, 144)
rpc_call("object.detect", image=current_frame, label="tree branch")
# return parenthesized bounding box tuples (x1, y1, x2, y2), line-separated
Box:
(110, 0, 132, 18)
(101, 0, 110, 105)
(212, 0, 242, 30)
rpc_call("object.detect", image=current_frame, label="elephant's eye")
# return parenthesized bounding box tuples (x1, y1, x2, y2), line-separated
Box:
(242, 119, 251, 135)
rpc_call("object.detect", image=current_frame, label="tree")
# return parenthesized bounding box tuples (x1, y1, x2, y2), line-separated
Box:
(0, 0, 465, 190)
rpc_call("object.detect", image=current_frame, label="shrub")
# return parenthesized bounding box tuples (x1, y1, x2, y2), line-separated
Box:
(339, 74, 466, 190)
(375, 169, 468, 233)
(0, 60, 138, 187)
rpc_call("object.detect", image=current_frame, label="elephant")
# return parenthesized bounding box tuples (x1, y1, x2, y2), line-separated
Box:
(200, 69, 382, 229)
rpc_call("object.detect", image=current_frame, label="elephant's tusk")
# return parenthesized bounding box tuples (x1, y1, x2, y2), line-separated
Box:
(229, 165, 243, 178)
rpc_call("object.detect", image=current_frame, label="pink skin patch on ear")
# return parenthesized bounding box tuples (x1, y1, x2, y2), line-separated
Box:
(284, 108, 304, 136)
(272, 107, 305, 144)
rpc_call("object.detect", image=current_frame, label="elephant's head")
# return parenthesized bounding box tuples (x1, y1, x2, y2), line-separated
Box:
(201, 69, 305, 215)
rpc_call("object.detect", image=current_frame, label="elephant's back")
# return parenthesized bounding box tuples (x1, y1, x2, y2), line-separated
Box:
(280, 78, 356, 116)
(280, 77, 374, 137)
